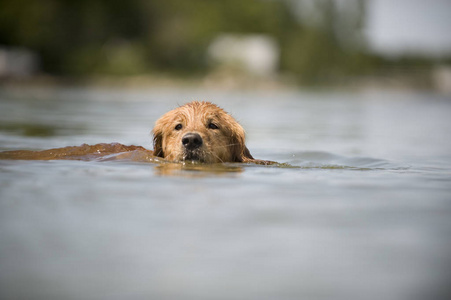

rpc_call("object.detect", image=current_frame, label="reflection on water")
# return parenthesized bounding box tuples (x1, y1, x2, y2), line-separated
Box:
(0, 143, 405, 174)
(0, 87, 451, 300)
(155, 161, 244, 177)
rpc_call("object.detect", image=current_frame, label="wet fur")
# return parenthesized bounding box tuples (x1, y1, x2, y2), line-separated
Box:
(152, 101, 263, 164)
(0, 101, 272, 164)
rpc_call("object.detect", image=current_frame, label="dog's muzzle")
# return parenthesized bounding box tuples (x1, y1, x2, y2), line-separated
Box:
(182, 133, 203, 161)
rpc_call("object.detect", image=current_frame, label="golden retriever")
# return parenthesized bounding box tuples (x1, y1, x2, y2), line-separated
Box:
(0, 101, 272, 164)
(153, 101, 264, 163)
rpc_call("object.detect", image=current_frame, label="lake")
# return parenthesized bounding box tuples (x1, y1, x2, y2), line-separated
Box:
(1, 85, 451, 300)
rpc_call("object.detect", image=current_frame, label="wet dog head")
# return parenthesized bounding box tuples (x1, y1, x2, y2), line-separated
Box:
(152, 101, 254, 163)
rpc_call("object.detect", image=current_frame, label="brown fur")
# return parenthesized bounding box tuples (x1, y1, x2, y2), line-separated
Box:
(0, 101, 272, 164)
(152, 101, 266, 164)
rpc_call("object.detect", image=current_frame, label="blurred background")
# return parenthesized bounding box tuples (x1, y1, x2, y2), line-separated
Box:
(1, 2, 451, 300)
(1, 0, 450, 91)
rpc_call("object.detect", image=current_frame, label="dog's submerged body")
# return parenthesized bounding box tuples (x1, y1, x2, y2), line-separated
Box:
(0, 101, 272, 164)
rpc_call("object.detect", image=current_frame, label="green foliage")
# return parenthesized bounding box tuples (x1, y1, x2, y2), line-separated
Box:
(1, 0, 428, 84)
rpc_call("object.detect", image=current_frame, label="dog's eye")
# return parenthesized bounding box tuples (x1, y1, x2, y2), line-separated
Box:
(208, 123, 219, 130)
(175, 124, 183, 131)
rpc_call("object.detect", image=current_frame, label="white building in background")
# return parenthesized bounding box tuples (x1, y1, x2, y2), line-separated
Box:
(0, 47, 39, 78)
(207, 34, 279, 77)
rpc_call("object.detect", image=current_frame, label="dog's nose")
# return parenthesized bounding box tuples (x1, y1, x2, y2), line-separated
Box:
(182, 133, 203, 150)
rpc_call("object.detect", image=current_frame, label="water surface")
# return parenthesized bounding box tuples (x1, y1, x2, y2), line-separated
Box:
(1, 86, 451, 300)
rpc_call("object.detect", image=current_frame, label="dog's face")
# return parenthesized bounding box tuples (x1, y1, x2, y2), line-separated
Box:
(152, 101, 253, 163)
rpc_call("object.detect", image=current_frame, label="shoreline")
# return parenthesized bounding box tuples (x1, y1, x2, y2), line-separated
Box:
(1, 70, 450, 95)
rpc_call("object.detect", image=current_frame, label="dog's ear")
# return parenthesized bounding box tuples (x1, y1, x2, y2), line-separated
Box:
(241, 146, 255, 161)
(230, 124, 275, 165)
(152, 126, 164, 158)
(229, 124, 254, 162)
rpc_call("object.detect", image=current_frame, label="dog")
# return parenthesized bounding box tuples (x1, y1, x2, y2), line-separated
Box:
(0, 101, 272, 164)
(152, 101, 265, 163)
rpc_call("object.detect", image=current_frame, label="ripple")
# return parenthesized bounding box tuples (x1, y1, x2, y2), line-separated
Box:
(279, 151, 408, 171)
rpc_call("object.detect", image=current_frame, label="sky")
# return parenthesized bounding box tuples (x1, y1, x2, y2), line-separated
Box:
(365, 0, 451, 57)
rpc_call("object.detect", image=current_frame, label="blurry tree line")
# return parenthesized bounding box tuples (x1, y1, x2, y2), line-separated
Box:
(0, 0, 441, 84)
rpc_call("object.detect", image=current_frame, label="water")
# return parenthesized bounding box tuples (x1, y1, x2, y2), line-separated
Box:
(1, 86, 451, 300)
